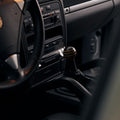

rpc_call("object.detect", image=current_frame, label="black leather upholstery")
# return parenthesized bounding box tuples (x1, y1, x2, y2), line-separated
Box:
(42, 112, 81, 120)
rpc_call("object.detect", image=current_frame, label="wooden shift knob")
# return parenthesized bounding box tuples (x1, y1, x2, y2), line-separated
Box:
(63, 47, 77, 58)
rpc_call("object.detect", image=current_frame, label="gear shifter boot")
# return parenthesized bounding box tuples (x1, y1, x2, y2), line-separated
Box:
(63, 47, 94, 90)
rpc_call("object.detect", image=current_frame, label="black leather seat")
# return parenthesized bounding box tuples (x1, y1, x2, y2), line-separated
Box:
(42, 112, 81, 120)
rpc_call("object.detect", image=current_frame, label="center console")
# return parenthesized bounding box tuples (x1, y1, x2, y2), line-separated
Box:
(32, 0, 66, 87)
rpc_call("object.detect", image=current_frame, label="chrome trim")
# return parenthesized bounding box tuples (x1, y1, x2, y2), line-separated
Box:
(5, 54, 19, 70)
(64, 0, 111, 14)
(42, 47, 65, 59)
(59, 48, 64, 57)
(64, 7, 70, 14)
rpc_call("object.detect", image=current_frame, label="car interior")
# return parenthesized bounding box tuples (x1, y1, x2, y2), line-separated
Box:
(0, 0, 120, 119)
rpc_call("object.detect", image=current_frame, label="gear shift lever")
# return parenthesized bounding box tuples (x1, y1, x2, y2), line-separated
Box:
(63, 47, 93, 85)
(63, 46, 84, 76)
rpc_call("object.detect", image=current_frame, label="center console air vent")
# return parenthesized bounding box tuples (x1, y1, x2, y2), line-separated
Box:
(63, 0, 92, 7)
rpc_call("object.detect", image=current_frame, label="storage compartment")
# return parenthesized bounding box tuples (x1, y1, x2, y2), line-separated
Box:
(45, 26, 63, 40)
(33, 61, 62, 85)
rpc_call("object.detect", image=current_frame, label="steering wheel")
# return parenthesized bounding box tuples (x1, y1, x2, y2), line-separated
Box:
(0, 0, 44, 91)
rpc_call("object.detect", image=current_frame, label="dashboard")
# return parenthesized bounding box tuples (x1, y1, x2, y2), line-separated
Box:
(0, 0, 119, 91)
(29, 0, 119, 88)
(64, 0, 115, 41)
(0, 0, 120, 119)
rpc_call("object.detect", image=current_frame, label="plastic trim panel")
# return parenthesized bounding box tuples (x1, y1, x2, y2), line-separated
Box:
(64, 0, 112, 14)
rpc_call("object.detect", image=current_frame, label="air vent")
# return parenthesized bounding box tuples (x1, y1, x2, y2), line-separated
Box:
(63, 0, 91, 7)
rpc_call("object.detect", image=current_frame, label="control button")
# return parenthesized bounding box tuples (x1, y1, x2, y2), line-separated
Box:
(27, 45, 34, 51)
(24, 17, 34, 33)
(29, 50, 33, 54)
(64, 8, 70, 14)
(90, 38, 96, 54)
(46, 5, 51, 11)
(53, 15, 59, 23)
(55, 10, 60, 14)
(45, 44, 50, 49)
(52, 41, 57, 45)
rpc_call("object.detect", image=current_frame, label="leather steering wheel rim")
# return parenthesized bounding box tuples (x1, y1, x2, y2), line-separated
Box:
(0, 0, 44, 90)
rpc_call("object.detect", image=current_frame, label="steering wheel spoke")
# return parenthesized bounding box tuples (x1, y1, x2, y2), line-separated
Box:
(5, 54, 20, 70)
(5, 54, 25, 78)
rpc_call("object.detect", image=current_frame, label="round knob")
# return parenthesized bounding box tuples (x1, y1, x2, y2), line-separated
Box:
(63, 47, 77, 58)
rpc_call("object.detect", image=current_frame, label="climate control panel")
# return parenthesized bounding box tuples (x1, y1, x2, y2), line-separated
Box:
(41, 2, 62, 29)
